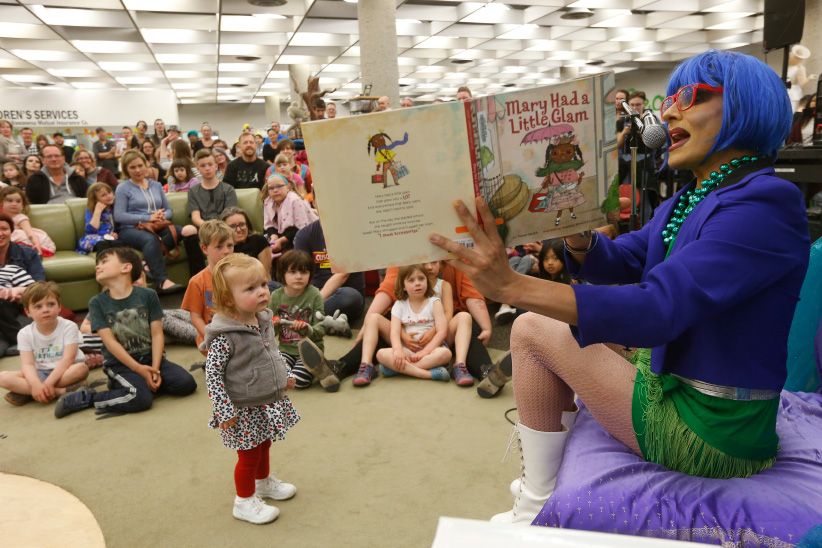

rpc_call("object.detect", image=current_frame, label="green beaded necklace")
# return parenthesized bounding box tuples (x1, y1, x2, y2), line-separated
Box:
(662, 154, 758, 256)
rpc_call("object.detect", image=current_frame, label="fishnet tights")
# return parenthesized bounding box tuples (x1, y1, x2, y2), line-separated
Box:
(511, 313, 642, 454)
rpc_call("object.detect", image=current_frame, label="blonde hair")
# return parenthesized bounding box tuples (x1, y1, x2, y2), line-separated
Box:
(120, 149, 147, 177)
(212, 254, 267, 316)
(22, 281, 61, 309)
(198, 219, 233, 248)
(395, 264, 434, 300)
(274, 153, 290, 165)
(86, 182, 114, 211)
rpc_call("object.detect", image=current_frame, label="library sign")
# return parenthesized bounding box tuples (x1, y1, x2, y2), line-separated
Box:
(0, 89, 178, 128)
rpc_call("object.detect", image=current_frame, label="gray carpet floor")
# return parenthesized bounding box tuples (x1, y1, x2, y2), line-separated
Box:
(0, 318, 519, 548)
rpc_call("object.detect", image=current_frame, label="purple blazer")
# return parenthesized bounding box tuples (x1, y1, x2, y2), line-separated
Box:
(569, 161, 809, 391)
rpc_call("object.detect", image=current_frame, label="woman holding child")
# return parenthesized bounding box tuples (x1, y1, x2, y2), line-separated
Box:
(431, 50, 810, 524)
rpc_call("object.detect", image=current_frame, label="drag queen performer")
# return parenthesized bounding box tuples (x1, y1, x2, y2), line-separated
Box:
(430, 49, 810, 524)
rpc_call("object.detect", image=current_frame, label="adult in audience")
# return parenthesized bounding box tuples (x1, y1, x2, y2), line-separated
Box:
(35, 135, 49, 156)
(151, 118, 168, 147)
(788, 94, 817, 146)
(268, 121, 285, 143)
(0, 120, 24, 166)
(400, 98, 414, 108)
(430, 49, 809, 523)
(19, 128, 38, 155)
(188, 130, 203, 153)
(294, 219, 365, 322)
(93, 127, 119, 178)
(133, 120, 149, 148)
(376, 96, 391, 111)
(325, 102, 337, 119)
(0, 212, 44, 356)
(115, 150, 193, 293)
(312, 98, 326, 120)
(199, 123, 216, 150)
(262, 130, 278, 163)
(52, 133, 74, 163)
(221, 206, 272, 280)
(120, 126, 136, 151)
(212, 147, 230, 181)
(456, 87, 472, 102)
(140, 139, 165, 182)
(222, 133, 268, 190)
(26, 144, 88, 205)
(21, 155, 42, 180)
(73, 149, 118, 188)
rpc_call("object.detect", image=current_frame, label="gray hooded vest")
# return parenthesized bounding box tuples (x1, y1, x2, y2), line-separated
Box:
(204, 308, 288, 408)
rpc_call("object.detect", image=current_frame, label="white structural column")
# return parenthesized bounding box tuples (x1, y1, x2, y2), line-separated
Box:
(357, 0, 400, 107)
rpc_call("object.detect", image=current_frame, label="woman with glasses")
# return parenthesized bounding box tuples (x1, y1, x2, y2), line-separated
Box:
(220, 207, 273, 280)
(431, 50, 809, 524)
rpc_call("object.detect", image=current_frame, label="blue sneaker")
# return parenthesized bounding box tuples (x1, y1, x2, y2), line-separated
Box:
(54, 387, 95, 418)
(379, 365, 399, 378)
(429, 367, 450, 382)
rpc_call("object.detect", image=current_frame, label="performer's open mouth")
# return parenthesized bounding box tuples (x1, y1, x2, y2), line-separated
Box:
(668, 127, 690, 152)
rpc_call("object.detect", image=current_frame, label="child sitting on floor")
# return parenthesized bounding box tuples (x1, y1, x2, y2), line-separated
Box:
(0, 282, 89, 407)
(54, 247, 197, 418)
(182, 219, 236, 356)
(374, 264, 451, 383)
(269, 250, 339, 392)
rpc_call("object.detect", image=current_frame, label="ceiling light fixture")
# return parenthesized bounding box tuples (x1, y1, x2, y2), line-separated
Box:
(561, 7, 594, 20)
(451, 59, 472, 64)
(236, 56, 262, 61)
(247, 0, 287, 7)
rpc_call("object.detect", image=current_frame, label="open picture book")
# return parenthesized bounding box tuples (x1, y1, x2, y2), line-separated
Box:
(302, 72, 618, 273)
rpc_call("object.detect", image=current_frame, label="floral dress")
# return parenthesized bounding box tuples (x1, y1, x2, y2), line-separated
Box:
(205, 330, 300, 451)
(77, 208, 116, 253)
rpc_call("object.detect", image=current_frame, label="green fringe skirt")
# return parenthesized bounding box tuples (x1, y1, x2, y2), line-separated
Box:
(631, 348, 777, 479)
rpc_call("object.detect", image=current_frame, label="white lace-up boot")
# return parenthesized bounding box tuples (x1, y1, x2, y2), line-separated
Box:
(509, 406, 578, 497)
(492, 423, 570, 525)
(255, 475, 297, 500)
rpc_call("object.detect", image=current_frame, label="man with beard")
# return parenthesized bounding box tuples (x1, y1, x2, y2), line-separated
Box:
(222, 133, 269, 190)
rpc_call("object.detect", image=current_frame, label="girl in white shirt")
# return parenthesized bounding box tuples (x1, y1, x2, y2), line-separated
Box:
(376, 264, 452, 380)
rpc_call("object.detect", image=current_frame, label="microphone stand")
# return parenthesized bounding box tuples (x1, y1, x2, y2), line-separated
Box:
(628, 119, 641, 232)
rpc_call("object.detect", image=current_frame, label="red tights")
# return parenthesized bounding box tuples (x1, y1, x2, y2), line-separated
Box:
(234, 439, 271, 497)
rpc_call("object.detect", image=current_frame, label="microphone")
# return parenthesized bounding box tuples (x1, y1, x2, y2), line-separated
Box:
(640, 109, 667, 149)
(622, 102, 643, 131)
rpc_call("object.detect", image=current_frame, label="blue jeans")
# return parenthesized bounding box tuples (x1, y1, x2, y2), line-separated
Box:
(324, 287, 365, 323)
(119, 226, 180, 286)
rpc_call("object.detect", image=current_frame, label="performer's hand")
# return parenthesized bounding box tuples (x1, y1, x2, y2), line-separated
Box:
(429, 197, 517, 304)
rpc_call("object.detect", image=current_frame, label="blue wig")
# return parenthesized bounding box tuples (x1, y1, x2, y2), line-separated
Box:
(666, 50, 792, 160)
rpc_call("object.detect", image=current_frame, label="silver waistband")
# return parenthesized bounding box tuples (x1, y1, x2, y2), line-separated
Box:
(671, 375, 780, 401)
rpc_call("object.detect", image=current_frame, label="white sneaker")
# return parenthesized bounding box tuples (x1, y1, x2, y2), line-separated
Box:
(495, 304, 517, 325)
(256, 475, 297, 501)
(233, 495, 279, 524)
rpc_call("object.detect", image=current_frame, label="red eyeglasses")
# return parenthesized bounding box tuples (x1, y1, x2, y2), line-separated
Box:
(660, 83, 724, 115)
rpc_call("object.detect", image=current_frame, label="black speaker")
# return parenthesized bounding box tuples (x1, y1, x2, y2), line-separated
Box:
(764, 0, 805, 51)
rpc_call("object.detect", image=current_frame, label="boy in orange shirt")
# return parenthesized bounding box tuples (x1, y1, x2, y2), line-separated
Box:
(182, 220, 235, 356)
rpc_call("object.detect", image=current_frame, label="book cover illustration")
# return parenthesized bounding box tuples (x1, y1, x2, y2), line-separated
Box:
(302, 101, 477, 272)
(469, 74, 616, 248)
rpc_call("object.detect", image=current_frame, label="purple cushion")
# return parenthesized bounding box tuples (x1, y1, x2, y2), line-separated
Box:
(534, 392, 822, 545)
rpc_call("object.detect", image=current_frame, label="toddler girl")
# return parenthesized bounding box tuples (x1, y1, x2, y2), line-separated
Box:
(167, 158, 199, 192)
(269, 250, 339, 392)
(0, 187, 55, 256)
(78, 182, 121, 254)
(204, 253, 299, 525)
(376, 264, 452, 380)
(537, 238, 572, 284)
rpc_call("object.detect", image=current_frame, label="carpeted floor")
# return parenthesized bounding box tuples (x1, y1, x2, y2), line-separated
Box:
(0, 322, 519, 548)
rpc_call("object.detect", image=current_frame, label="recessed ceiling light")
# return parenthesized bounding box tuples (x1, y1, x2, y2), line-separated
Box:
(248, 0, 287, 6)
(236, 56, 262, 61)
(502, 83, 517, 87)
(451, 59, 472, 64)
(229, 83, 248, 87)
(343, 0, 357, 3)
(561, 7, 594, 20)
(587, 60, 605, 65)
